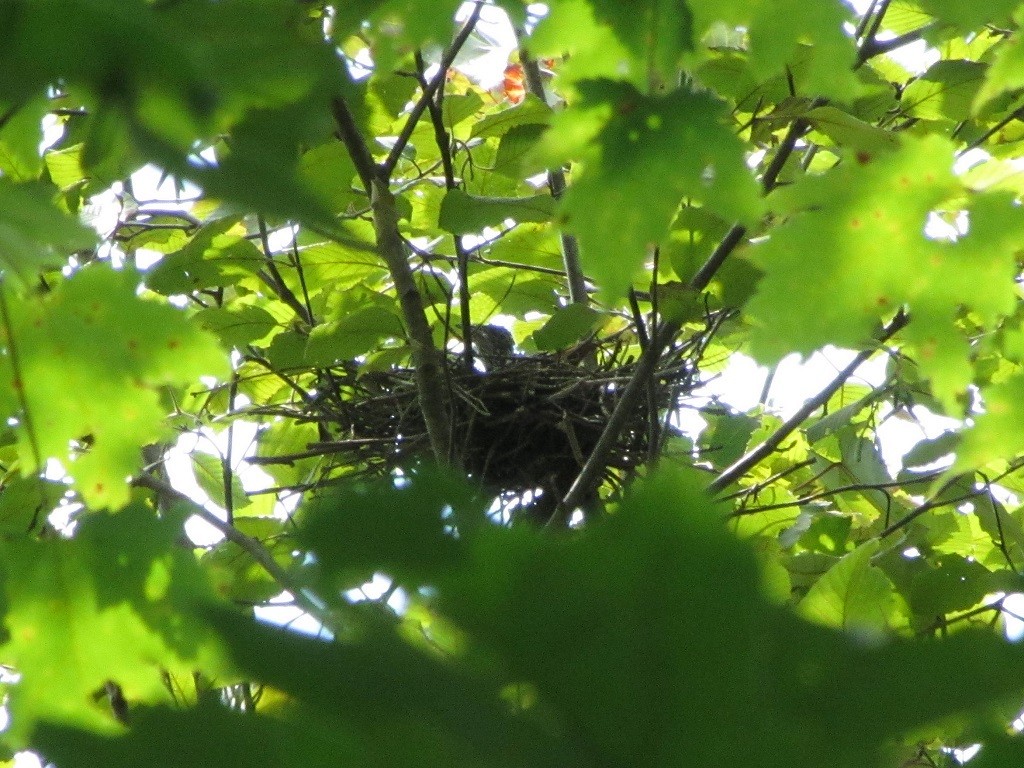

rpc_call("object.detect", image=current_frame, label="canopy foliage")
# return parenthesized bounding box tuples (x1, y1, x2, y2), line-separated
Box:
(5, 1, 1024, 766)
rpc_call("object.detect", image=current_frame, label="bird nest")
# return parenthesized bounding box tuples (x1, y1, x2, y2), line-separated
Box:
(246, 323, 716, 524)
(257, 328, 710, 522)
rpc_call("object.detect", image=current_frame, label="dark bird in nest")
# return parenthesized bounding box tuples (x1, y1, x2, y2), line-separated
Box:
(469, 324, 516, 370)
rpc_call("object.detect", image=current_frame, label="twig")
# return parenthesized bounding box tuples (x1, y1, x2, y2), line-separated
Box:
(708, 310, 909, 496)
(380, 3, 483, 179)
(330, 95, 377, 194)
(132, 472, 339, 632)
(858, 0, 890, 45)
(414, 50, 474, 372)
(959, 102, 1024, 155)
(256, 216, 313, 326)
(853, 0, 882, 41)
(878, 458, 1024, 539)
(855, 23, 939, 68)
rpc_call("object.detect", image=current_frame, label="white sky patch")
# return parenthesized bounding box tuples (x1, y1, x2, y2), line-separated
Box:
(1004, 594, 1024, 641)
(255, 598, 333, 640)
(454, 5, 517, 89)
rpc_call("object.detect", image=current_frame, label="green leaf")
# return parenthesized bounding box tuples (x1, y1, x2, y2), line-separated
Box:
(34, 699, 337, 768)
(957, 374, 1024, 470)
(193, 305, 278, 348)
(296, 469, 478, 589)
(746, 136, 1021, 403)
(0, 179, 96, 280)
(531, 304, 602, 351)
(693, 0, 861, 98)
(0, 477, 66, 535)
(190, 452, 252, 514)
(145, 218, 264, 295)
(304, 306, 405, 364)
(975, 8, 1024, 109)
(333, 0, 463, 71)
(471, 95, 552, 139)
(901, 60, 987, 121)
(1, 265, 229, 508)
(493, 124, 547, 180)
(918, 0, 1019, 28)
(0, 98, 47, 181)
(583, 0, 694, 86)
(537, 81, 761, 299)
(804, 105, 901, 152)
(299, 141, 359, 214)
(0, 504, 224, 741)
(438, 190, 556, 235)
(202, 517, 294, 604)
(799, 540, 908, 636)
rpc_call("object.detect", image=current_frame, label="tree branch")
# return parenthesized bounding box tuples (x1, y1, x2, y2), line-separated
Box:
(959, 102, 1024, 155)
(707, 310, 909, 496)
(370, 176, 454, 465)
(515, 27, 588, 305)
(415, 50, 474, 372)
(332, 93, 455, 466)
(547, 111, 817, 524)
(379, 3, 484, 180)
(330, 94, 378, 194)
(855, 23, 939, 68)
(131, 472, 340, 632)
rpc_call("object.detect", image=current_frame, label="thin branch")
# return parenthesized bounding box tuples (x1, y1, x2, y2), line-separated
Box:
(859, 0, 891, 44)
(877, 487, 972, 540)
(708, 311, 909, 496)
(515, 27, 588, 305)
(959, 102, 1024, 155)
(878, 459, 1024, 539)
(330, 94, 377, 194)
(855, 22, 939, 68)
(256, 216, 313, 326)
(853, 0, 882, 41)
(222, 375, 238, 525)
(415, 50, 474, 372)
(380, 3, 484, 179)
(690, 110, 815, 292)
(132, 472, 339, 631)
(729, 472, 945, 517)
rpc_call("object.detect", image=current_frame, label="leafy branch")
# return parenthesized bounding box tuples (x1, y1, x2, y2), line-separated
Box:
(551, 109, 816, 522)
(708, 310, 910, 496)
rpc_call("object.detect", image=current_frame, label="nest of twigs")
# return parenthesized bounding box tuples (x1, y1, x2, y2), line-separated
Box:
(279, 328, 704, 522)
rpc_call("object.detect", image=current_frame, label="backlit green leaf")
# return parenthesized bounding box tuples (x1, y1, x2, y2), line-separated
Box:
(439, 190, 556, 234)
(537, 80, 760, 299)
(0, 266, 229, 508)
